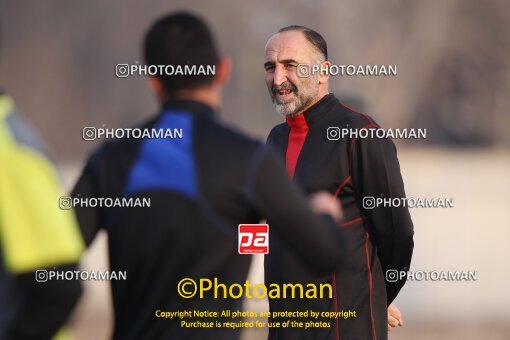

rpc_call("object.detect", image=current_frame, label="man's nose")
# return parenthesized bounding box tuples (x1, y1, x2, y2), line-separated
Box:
(273, 65, 288, 87)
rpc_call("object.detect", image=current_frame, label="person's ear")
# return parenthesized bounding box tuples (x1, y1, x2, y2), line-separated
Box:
(318, 60, 331, 84)
(146, 75, 166, 101)
(213, 56, 231, 86)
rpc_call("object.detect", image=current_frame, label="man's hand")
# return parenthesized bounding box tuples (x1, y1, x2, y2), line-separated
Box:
(387, 304, 403, 332)
(308, 191, 343, 223)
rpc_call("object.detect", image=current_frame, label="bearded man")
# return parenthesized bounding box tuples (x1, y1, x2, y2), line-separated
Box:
(263, 25, 414, 340)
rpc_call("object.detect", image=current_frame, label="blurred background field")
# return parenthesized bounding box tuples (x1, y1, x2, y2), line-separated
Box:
(1, 0, 509, 339)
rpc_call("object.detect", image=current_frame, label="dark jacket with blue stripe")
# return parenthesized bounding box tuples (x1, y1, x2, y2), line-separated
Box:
(72, 99, 349, 340)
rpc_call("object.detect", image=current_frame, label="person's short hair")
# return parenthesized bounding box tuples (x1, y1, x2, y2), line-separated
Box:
(144, 12, 219, 96)
(278, 25, 328, 61)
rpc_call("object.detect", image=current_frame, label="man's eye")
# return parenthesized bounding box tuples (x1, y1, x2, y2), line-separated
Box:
(284, 64, 296, 70)
(265, 65, 275, 72)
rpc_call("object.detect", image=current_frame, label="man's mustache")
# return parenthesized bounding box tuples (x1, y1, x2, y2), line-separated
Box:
(272, 82, 298, 95)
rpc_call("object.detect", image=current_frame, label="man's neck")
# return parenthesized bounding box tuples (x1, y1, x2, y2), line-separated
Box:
(165, 87, 220, 111)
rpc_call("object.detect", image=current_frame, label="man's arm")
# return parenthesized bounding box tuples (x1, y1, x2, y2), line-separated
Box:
(4, 264, 82, 340)
(0, 118, 84, 338)
(246, 146, 349, 272)
(71, 151, 104, 246)
(352, 134, 414, 304)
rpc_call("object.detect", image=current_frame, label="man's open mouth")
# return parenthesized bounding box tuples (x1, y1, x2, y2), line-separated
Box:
(275, 88, 295, 99)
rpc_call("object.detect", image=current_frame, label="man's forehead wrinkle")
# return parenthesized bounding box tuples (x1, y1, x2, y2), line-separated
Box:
(265, 47, 303, 63)
(265, 32, 310, 62)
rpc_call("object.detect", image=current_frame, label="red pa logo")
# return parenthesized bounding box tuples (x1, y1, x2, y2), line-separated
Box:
(238, 224, 269, 254)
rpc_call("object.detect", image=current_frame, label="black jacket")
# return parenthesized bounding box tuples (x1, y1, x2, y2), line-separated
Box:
(72, 99, 349, 340)
(265, 93, 414, 340)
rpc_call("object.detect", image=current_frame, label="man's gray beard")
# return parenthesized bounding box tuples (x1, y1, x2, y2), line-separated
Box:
(273, 79, 319, 116)
(274, 98, 302, 117)
(273, 91, 317, 117)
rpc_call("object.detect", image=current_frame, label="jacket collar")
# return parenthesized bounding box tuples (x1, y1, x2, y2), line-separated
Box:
(161, 99, 216, 119)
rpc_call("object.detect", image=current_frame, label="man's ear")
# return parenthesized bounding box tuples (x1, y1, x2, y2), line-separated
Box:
(318, 60, 331, 84)
(213, 56, 231, 86)
(146, 75, 166, 101)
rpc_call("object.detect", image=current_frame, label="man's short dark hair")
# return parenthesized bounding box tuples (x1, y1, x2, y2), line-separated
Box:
(278, 25, 328, 61)
(144, 12, 219, 96)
